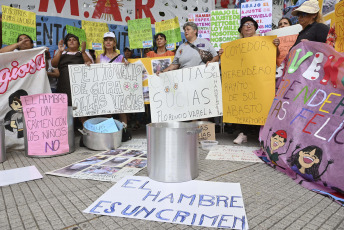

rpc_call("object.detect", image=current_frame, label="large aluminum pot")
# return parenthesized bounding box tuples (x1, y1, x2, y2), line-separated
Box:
(147, 122, 201, 183)
(79, 118, 123, 151)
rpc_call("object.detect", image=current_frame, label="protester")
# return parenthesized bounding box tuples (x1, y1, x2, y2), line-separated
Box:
(290, 0, 329, 48)
(161, 22, 219, 72)
(278, 17, 292, 28)
(0, 34, 34, 53)
(146, 33, 175, 57)
(51, 33, 93, 106)
(124, 47, 135, 59)
(143, 48, 151, 57)
(45, 48, 60, 93)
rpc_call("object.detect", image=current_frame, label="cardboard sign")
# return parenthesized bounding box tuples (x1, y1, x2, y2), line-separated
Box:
(210, 9, 240, 51)
(221, 36, 276, 125)
(258, 41, 344, 206)
(206, 145, 262, 163)
(155, 17, 182, 44)
(128, 18, 153, 49)
(84, 176, 248, 229)
(66, 25, 87, 44)
(194, 122, 216, 141)
(81, 20, 109, 54)
(68, 63, 145, 117)
(241, 0, 272, 34)
(335, 1, 344, 52)
(188, 13, 211, 41)
(21, 94, 69, 156)
(149, 63, 223, 123)
(2, 5, 36, 45)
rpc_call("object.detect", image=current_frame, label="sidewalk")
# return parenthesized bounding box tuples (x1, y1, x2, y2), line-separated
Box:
(1, 128, 344, 230)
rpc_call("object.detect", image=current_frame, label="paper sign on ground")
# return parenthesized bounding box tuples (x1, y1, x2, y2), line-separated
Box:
(241, 0, 272, 34)
(155, 17, 182, 44)
(21, 93, 69, 156)
(335, 1, 344, 52)
(84, 176, 248, 229)
(210, 9, 240, 51)
(46, 149, 147, 182)
(221, 36, 276, 125)
(2, 5, 36, 45)
(188, 13, 211, 41)
(69, 63, 145, 117)
(206, 145, 262, 163)
(149, 63, 223, 122)
(128, 18, 153, 49)
(66, 25, 87, 44)
(0, 166, 42, 186)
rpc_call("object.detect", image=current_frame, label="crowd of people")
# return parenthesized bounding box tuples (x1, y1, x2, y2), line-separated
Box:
(0, 0, 335, 145)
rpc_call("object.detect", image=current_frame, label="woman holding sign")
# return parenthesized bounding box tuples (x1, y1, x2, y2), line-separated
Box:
(51, 34, 93, 106)
(146, 33, 175, 58)
(160, 22, 219, 72)
(0, 34, 34, 53)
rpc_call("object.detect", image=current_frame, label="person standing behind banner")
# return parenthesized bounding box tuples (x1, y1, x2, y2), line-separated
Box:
(290, 0, 329, 49)
(0, 34, 34, 53)
(147, 33, 175, 58)
(45, 48, 60, 93)
(278, 17, 292, 28)
(160, 22, 219, 72)
(51, 33, 93, 106)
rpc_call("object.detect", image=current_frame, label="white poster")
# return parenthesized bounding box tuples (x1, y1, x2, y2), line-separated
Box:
(69, 63, 145, 117)
(241, 0, 273, 34)
(0, 166, 43, 186)
(0, 47, 51, 150)
(84, 176, 248, 229)
(265, 24, 302, 37)
(148, 63, 223, 123)
(206, 145, 262, 163)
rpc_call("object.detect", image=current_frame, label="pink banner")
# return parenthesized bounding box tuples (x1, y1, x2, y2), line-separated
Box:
(21, 93, 69, 156)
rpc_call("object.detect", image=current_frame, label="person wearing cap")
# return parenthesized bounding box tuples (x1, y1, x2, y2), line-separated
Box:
(51, 33, 93, 106)
(290, 0, 329, 48)
(0, 34, 34, 53)
(160, 21, 219, 73)
(124, 47, 135, 59)
(146, 33, 175, 58)
(96, 32, 126, 64)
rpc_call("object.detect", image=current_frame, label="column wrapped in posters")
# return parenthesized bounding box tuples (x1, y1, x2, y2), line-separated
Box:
(258, 41, 344, 206)
(221, 36, 276, 125)
(0, 47, 51, 150)
(68, 63, 145, 117)
(149, 63, 223, 123)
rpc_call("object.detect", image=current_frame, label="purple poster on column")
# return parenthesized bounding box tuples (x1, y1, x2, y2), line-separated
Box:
(258, 41, 344, 206)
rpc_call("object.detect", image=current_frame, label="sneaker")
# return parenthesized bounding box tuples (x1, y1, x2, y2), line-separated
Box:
(233, 133, 247, 144)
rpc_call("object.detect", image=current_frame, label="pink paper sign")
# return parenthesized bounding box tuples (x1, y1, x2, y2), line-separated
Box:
(21, 93, 69, 156)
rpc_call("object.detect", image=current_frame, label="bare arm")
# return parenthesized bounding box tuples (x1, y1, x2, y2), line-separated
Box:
(0, 38, 29, 53)
(95, 55, 101, 64)
(51, 39, 65, 68)
(162, 64, 179, 72)
(47, 68, 60, 78)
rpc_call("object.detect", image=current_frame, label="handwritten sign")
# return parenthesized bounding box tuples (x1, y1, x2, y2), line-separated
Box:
(81, 20, 109, 54)
(221, 36, 276, 125)
(206, 145, 262, 163)
(155, 17, 182, 44)
(188, 13, 211, 41)
(277, 34, 298, 66)
(84, 176, 248, 229)
(258, 41, 344, 206)
(128, 18, 153, 49)
(210, 9, 240, 51)
(194, 121, 215, 141)
(66, 25, 87, 44)
(335, 1, 344, 52)
(21, 93, 69, 156)
(241, 0, 272, 34)
(47, 149, 147, 182)
(68, 63, 145, 117)
(2, 5, 36, 45)
(149, 63, 223, 122)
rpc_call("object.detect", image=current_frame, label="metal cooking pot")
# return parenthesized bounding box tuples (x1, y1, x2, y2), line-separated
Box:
(79, 118, 123, 151)
(147, 122, 201, 183)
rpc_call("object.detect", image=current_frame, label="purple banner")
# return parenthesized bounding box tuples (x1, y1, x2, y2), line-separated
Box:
(258, 41, 344, 206)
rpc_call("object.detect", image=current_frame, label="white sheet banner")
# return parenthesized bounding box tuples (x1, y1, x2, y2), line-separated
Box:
(84, 176, 248, 229)
(148, 63, 223, 122)
(0, 47, 51, 150)
(68, 63, 145, 117)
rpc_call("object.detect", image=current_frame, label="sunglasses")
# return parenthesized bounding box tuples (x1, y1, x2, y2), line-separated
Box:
(296, 12, 308, 18)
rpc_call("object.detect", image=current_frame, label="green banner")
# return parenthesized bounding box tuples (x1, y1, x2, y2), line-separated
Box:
(160, 28, 182, 44)
(128, 18, 153, 49)
(66, 25, 87, 44)
(2, 22, 36, 45)
(155, 17, 182, 44)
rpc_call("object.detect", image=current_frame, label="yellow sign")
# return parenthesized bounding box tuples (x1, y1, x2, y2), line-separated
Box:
(2, 5, 36, 28)
(221, 36, 276, 125)
(82, 20, 109, 55)
(335, 1, 344, 52)
(155, 17, 182, 44)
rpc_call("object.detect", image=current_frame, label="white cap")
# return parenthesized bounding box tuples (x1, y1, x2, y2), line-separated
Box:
(103, 32, 116, 39)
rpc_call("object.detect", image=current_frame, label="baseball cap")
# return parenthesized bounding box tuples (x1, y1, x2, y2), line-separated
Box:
(103, 32, 116, 38)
